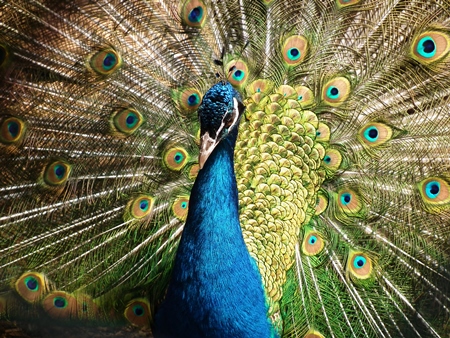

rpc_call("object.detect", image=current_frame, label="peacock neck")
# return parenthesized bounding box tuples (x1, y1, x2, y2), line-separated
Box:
(154, 128, 276, 338)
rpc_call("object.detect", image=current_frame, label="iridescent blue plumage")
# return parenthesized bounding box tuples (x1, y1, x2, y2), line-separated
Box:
(154, 82, 276, 338)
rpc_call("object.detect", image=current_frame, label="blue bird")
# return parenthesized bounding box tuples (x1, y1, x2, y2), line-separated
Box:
(154, 82, 276, 338)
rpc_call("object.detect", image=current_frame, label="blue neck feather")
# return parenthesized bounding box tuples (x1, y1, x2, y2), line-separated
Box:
(154, 127, 276, 338)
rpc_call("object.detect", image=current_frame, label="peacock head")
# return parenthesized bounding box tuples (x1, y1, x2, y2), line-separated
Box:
(198, 81, 245, 168)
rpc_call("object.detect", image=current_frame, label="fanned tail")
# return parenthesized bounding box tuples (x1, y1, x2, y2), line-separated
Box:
(1, 0, 450, 337)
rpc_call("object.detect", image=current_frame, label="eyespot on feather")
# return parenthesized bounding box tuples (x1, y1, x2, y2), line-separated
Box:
(358, 122, 392, 147)
(163, 147, 190, 171)
(0, 116, 26, 145)
(172, 196, 189, 221)
(282, 35, 308, 66)
(111, 108, 143, 135)
(346, 251, 372, 280)
(323, 149, 342, 171)
(316, 123, 330, 142)
(411, 31, 450, 65)
(43, 161, 72, 186)
(42, 291, 77, 319)
(301, 229, 324, 256)
(337, 188, 362, 214)
(89, 48, 122, 76)
(15, 272, 49, 303)
(124, 195, 155, 221)
(178, 88, 202, 113)
(124, 298, 151, 327)
(181, 0, 207, 28)
(321, 77, 351, 107)
(226, 60, 249, 88)
(417, 177, 450, 207)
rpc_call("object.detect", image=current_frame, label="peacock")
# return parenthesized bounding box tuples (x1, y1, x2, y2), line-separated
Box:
(1, 0, 450, 337)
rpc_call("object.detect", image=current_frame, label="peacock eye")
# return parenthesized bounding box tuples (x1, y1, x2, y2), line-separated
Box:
(418, 37, 436, 57)
(188, 93, 200, 106)
(90, 48, 122, 75)
(103, 53, 116, 70)
(177, 88, 203, 114)
(340, 192, 351, 205)
(124, 299, 151, 327)
(172, 196, 190, 221)
(336, 188, 363, 215)
(181, 0, 207, 27)
(327, 86, 340, 99)
(287, 48, 300, 60)
(302, 230, 324, 256)
(8, 121, 19, 137)
(175, 152, 183, 163)
(15, 272, 48, 303)
(347, 251, 372, 280)
(24, 276, 39, 291)
(232, 69, 245, 81)
(0, 116, 27, 145)
(188, 7, 203, 23)
(358, 122, 392, 147)
(425, 181, 440, 199)
(123, 195, 155, 222)
(411, 31, 450, 65)
(43, 161, 72, 186)
(111, 108, 143, 135)
(133, 305, 145, 316)
(322, 149, 342, 174)
(41, 291, 78, 319)
(226, 60, 248, 88)
(322, 77, 351, 106)
(139, 200, 147, 210)
(353, 255, 366, 269)
(163, 147, 190, 171)
(418, 177, 450, 211)
(364, 126, 379, 142)
(282, 35, 308, 66)
(53, 297, 68, 309)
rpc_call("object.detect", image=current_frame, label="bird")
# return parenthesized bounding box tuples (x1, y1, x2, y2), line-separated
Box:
(153, 81, 277, 337)
(1, 0, 450, 337)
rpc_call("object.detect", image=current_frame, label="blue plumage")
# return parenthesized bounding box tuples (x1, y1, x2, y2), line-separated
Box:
(154, 83, 276, 338)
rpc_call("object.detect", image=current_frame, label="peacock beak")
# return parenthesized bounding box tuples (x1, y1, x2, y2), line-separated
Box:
(198, 132, 219, 169)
